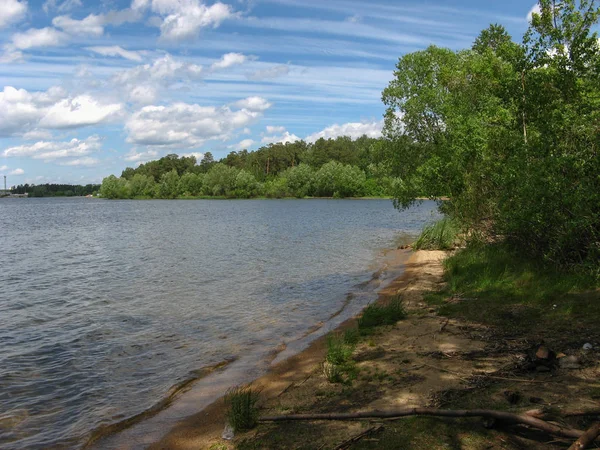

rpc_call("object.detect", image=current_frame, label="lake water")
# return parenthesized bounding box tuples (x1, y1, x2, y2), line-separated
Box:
(0, 198, 438, 449)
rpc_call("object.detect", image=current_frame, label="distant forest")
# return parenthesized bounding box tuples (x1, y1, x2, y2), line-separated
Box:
(11, 184, 100, 197)
(100, 135, 419, 199)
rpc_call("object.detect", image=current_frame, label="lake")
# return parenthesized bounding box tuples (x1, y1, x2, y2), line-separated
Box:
(0, 198, 438, 449)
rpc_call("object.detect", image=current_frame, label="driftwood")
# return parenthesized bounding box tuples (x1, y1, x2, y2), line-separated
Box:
(260, 408, 589, 440)
(334, 425, 383, 450)
(568, 422, 600, 450)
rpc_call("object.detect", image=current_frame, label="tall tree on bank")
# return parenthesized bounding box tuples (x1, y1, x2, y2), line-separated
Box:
(382, 0, 600, 268)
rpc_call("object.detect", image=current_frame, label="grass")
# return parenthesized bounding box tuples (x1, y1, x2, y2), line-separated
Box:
(224, 386, 260, 432)
(357, 296, 406, 334)
(425, 242, 599, 336)
(414, 217, 461, 250)
(323, 332, 358, 384)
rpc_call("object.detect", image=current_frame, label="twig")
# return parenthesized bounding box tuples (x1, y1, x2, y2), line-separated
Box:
(260, 407, 589, 440)
(568, 422, 600, 450)
(477, 375, 559, 384)
(334, 425, 383, 450)
(421, 363, 470, 382)
(439, 317, 450, 332)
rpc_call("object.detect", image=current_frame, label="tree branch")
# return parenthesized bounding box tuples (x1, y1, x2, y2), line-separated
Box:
(260, 408, 589, 440)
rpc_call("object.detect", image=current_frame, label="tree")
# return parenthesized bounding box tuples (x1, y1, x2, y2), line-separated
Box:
(155, 170, 180, 199)
(100, 175, 130, 199)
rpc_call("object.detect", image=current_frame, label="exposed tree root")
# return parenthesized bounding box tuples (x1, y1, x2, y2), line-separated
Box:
(260, 408, 591, 440)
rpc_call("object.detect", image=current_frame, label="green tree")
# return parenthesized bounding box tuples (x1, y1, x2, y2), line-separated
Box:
(283, 163, 314, 198)
(100, 175, 130, 199)
(178, 172, 204, 196)
(129, 174, 155, 198)
(155, 170, 180, 199)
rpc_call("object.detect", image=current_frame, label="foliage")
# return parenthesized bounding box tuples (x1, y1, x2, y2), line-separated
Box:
(382, 1, 600, 270)
(155, 169, 180, 199)
(100, 175, 130, 199)
(225, 386, 260, 432)
(11, 183, 99, 197)
(323, 332, 357, 384)
(177, 172, 204, 197)
(426, 242, 599, 335)
(414, 218, 461, 250)
(99, 134, 408, 200)
(357, 296, 406, 333)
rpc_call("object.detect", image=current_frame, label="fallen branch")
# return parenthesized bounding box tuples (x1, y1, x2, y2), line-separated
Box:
(525, 408, 600, 420)
(260, 408, 587, 440)
(568, 422, 600, 450)
(334, 425, 383, 450)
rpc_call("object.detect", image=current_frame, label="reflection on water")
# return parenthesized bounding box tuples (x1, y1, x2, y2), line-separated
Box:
(0, 198, 438, 448)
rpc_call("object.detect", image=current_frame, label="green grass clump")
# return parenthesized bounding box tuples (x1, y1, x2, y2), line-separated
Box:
(358, 296, 406, 333)
(427, 242, 599, 335)
(323, 332, 357, 384)
(225, 386, 260, 432)
(414, 217, 460, 250)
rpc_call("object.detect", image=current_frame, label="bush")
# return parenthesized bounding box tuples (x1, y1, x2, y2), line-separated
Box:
(358, 296, 406, 332)
(414, 218, 460, 250)
(225, 386, 260, 431)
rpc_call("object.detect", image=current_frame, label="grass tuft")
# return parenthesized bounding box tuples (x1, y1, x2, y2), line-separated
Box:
(358, 296, 406, 333)
(225, 386, 260, 432)
(414, 217, 460, 250)
(323, 332, 357, 384)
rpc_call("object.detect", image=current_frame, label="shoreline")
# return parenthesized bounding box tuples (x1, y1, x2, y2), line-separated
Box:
(88, 247, 415, 450)
(145, 249, 430, 450)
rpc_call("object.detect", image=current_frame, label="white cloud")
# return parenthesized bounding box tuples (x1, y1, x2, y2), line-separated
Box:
(0, 0, 27, 29)
(306, 120, 383, 142)
(0, 86, 122, 135)
(527, 4, 541, 21)
(246, 64, 290, 81)
(10, 168, 25, 175)
(134, 0, 234, 40)
(43, 0, 82, 13)
(86, 45, 143, 62)
(261, 130, 300, 145)
(59, 157, 99, 166)
(112, 53, 205, 104)
(10, 27, 68, 50)
(39, 95, 122, 129)
(0, 165, 8, 172)
(123, 149, 159, 162)
(229, 138, 254, 150)
(3, 136, 102, 160)
(180, 151, 204, 161)
(233, 96, 272, 111)
(53, 14, 105, 36)
(126, 97, 271, 148)
(210, 52, 247, 70)
(22, 129, 53, 140)
(265, 125, 286, 134)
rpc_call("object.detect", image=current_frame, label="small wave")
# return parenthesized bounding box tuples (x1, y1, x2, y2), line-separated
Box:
(82, 358, 236, 448)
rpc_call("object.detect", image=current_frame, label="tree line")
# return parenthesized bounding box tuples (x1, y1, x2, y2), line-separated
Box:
(99, 136, 421, 199)
(11, 183, 100, 197)
(382, 0, 600, 270)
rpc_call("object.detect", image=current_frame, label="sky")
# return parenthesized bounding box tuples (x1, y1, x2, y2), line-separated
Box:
(0, 0, 540, 186)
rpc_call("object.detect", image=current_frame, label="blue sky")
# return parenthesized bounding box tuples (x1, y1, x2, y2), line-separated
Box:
(0, 0, 538, 186)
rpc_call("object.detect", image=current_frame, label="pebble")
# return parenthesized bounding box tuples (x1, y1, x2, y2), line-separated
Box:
(583, 343, 593, 351)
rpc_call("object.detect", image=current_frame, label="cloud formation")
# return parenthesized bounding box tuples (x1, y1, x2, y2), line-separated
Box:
(306, 120, 383, 142)
(86, 45, 143, 62)
(0, 86, 122, 136)
(3, 135, 102, 160)
(126, 96, 272, 148)
(133, 0, 234, 40)
(0, 0, 27, 29)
